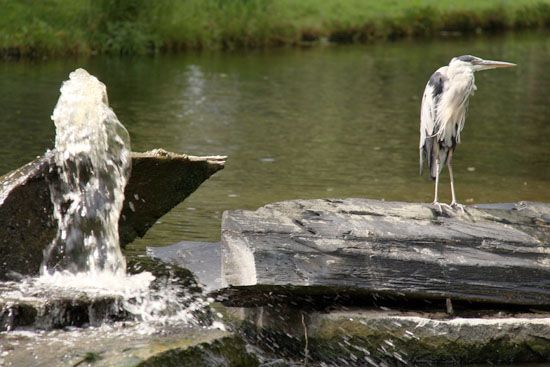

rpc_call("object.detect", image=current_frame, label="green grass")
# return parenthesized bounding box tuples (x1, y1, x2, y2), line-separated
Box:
(0, 0, 86, 56)
(2, 0, 550, 58)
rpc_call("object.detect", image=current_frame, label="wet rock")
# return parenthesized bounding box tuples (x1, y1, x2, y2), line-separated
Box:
(138, 335, 259, 367)
(120, 150, 226, 245)
(0, 324, 241, 367)
(0, 281, 126, 331)
(0, 149, 225, 279)
(127, 253, 201, 293)
(0, 153, 56, 281)
(126, 254, 213, 326)
(222, 305, 550, 365)
(221, 198, 550, 307)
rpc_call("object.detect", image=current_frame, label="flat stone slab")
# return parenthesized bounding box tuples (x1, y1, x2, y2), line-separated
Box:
(222, 305, 550, 365)
(120, 150, 226, 245)
(0, 149, 225, 279)
(0, 323, 249, 367)
(221, 198, 550, 307)
(311, 311, 550, 365)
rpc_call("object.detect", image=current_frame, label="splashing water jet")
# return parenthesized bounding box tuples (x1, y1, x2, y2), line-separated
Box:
(0, 68, 210, 329)
(35, 69, 157, 295)
(41, 68, 130, 279)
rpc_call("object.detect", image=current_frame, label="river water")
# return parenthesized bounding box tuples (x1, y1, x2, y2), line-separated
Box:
(0, 31, 548, 250)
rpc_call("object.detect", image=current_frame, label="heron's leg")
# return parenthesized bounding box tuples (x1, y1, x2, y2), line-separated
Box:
(447, 154, 457, 204)
(447, 151, 465, 213)
(432, 159, 451, 213)
(433, 159, 440, 203)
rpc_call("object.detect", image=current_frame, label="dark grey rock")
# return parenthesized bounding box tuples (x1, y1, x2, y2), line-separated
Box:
(220, 198, 550, 307)
(0, 149, 225, 279)
(119, 150, 226, 245)
(220, 304, 550, 365)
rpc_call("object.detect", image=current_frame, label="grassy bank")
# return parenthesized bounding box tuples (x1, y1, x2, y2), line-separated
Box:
(2, 0, 550, 58)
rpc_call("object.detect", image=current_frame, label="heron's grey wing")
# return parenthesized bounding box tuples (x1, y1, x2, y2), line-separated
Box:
(419, 68, 447, 176)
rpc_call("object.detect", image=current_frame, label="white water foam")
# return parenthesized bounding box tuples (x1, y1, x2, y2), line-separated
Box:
(37, 270, 154, 293)
(36, 271, 208, 325)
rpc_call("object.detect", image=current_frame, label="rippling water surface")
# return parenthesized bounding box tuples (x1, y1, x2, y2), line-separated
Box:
(0, 31, 548, 247)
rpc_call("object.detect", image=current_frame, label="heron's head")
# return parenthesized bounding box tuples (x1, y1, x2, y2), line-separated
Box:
(450, 55, 516, 72)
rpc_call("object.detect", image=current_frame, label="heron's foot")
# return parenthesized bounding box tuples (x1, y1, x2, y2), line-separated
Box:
(450, 201, 466, 214)
(432, 201, 452, 213)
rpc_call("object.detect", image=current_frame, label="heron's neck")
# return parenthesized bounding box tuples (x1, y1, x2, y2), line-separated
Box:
(448, 64, 475, 81)
(447, 65, 476, 95)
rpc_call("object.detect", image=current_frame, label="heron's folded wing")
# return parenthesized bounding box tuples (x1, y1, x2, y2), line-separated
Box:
(419, 68, 447, 174)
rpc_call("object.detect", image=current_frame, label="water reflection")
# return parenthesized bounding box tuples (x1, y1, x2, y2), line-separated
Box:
(0, 31, 548, 248)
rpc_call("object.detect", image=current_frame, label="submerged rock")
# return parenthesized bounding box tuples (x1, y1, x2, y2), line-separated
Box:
(0, 149, 225, 279)
(220, 198, 550, 307)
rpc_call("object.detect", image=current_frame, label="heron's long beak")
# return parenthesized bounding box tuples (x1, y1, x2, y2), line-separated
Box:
(476, 59, 516, 71)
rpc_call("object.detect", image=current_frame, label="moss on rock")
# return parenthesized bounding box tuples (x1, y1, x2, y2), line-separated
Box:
(137, 336, 259, 367)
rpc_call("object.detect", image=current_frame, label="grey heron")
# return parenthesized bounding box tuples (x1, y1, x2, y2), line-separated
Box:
(419, 55, 515, 211)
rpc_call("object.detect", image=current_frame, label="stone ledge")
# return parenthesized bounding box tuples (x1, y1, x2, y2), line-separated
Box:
(221, 198, 550, 307)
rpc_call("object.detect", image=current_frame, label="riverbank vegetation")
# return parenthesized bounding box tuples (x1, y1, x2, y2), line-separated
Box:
(2, 0, 550, 58)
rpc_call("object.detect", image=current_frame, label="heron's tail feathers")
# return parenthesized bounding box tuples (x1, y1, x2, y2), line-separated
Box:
(421, 137, 447, 180)
(419, 151, 424, 176)
(420, 136, 433, 177)
(429, 159, 438, 180)
(430, 147, 449, 180)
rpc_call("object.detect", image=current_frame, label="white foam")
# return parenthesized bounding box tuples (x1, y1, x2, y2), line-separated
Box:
(37, 270, 154, 293)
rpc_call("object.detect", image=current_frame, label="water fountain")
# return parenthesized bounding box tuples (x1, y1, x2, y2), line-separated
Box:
(42, 68, 130, 277)
(31, 69, 206, 323)
(0, 69, 235, 366)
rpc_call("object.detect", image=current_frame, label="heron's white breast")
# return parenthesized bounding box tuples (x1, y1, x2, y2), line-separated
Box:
(436, 68, 476, 146)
